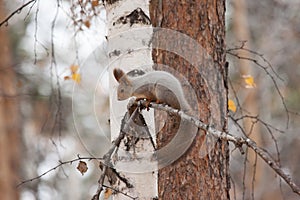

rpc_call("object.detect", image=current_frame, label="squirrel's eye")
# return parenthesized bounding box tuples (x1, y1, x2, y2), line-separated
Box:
(120, 89, 124, 93)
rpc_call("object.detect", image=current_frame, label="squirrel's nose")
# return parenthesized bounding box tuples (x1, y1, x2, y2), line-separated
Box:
(117, 95, 124, 101)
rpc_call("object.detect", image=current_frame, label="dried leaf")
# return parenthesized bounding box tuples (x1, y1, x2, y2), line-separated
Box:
(64, 76, 71, 80)
(91, 0, 99, 7)
(228, 99, 237, 112)
(104, 188, 113, 199)
(242, 75, 256, 88)
(84, 20, 91, 28)
(77, 161, 88, 175)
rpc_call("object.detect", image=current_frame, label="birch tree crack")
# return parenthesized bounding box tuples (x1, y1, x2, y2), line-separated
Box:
(113, 7, 151, 26)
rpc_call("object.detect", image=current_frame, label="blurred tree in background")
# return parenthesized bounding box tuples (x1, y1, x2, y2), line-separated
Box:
(227, 0, 300, 199)
(0, 0, 21, 199)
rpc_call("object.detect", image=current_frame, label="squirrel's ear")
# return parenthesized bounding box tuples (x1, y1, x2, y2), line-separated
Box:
(113, 68, 124, 82)
(113, 68, 131, 85)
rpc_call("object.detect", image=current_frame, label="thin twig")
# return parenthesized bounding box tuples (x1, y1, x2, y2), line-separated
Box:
(242, 148, 248, 200)
(91, 164, 108, 200)
(33, 0, 40, 64)
(50, 0, 64, 143)
(227, 49, 290, 128)
(92, 105, 141, 199)
(0, 0, 36, 27)
(91, 129, 126, 200)
(227, 45, 284, 82)
(251, 153, 257, 200)
(103, 184, 137, 199)
(17, 156, 102, 187)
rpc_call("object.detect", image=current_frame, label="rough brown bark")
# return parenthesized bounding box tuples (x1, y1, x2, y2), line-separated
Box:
(150, 0, 229, 199)
(0, 2, 21, 200)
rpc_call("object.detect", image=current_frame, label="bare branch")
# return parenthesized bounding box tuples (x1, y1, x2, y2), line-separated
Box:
(232, 114, 283, 168)
(226, 47, 290, 128)
(227, 44, 284, 82)
(0, 0, 36, 27)
(50, 0, 63, 140)
(103, 184, 137, 199)
(251, 153, 257, 200)
(17, 156, 102, 187)
(242, 148, 248, 200)
(91, 129, 126, 200)
(19, 102, 140, 199)
(92, 103, 140, 200)
(234, 115, 284, 134)
(145, 101, 300, 196)
(33, 0, 40, 64)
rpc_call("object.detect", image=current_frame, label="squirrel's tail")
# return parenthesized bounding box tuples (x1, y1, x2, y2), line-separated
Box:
(154, 117, 198, 168)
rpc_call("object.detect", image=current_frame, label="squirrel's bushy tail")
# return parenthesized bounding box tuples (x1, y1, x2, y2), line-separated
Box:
(154, 112, 198, 168)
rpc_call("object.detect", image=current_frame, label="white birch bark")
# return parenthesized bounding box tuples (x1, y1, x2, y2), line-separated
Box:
(106, 0, 157, 199)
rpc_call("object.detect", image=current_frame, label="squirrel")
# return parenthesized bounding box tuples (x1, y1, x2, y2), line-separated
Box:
(113, 68, 198, 168)
(113, 68, 191, 112)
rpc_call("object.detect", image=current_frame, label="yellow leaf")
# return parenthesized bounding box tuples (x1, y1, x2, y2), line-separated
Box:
(104, 188, 113, 199)
(70, 65, 79, 74)
(77, 161, 88, 175)
(242, 75, 256, 88)
(228, 99, 237, 112)
(71, 73, 81, 83)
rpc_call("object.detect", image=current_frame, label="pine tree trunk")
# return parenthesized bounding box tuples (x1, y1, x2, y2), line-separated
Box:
(0, 2, 21, 200)
(150, 0, 230, 199)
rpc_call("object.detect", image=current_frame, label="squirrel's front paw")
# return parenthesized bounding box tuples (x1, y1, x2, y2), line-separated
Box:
(145, 100, 152, 111)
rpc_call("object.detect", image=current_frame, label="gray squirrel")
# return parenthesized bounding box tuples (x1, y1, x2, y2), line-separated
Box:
(113, 68, 191, 112)
(113, 68, 198, 167)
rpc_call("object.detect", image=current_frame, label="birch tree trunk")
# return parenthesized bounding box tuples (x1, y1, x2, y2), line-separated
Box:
(107, 0, 157, 199)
